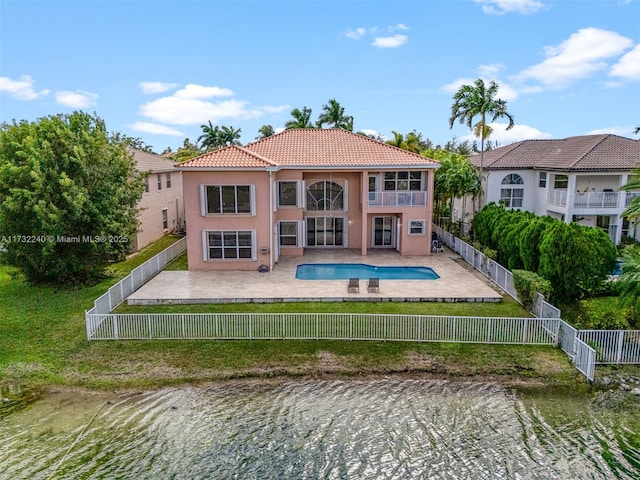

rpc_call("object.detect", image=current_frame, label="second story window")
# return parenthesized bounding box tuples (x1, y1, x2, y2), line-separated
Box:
(539, 172, 547, 188)
(202, 185, 254, 215)
(306, 181, 344, 211)
(384, 171, 423, 191)
(554, 174, 568, 189)
(144, 177, 150, 193)
(500, 174, 524, 208)
(166, 173, 172, 189)
(157, 173, 162, 190)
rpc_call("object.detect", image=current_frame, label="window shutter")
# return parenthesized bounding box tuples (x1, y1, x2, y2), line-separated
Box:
(251, 230, 257, 260)
(343, 179, 348, 212)
(202, 230, 208, 261)
(300, 180, 306, 210)
(275, 181, 280, 210)
(342, 216, 348, 248)
(250, 184, 256, 216)
(200, 185, 206, 216)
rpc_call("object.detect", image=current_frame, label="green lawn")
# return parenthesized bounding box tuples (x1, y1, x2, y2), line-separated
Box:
(0, 236, 585, 395)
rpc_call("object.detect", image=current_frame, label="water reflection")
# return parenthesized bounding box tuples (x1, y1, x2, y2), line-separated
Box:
(0, 379, 638, 479)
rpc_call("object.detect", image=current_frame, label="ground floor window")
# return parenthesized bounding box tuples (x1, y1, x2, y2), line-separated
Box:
(306, 217, 344, 247)
(279, 221, 299, 246)
(162, 208, 168, 229)
(408, 220, 425, 235)
(205, 230, 255, 260)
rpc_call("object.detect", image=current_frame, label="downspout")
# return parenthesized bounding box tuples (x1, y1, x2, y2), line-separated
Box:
(269, 169, 274, 271)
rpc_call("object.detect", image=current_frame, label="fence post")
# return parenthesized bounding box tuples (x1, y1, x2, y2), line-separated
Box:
(616, 330, 625, 363)
(113, 315, 119, 340)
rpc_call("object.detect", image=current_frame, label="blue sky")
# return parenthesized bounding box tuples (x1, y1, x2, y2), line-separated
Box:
(1, 0, 639, 153)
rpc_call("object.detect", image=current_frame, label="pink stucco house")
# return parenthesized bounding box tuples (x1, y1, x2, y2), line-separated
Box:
(175, 128, 440, 271)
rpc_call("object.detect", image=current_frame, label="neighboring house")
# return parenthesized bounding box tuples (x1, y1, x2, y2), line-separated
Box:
(131, 148, 185, 252)
(464, 134, 640, 245)
(175, 128, 440, 271)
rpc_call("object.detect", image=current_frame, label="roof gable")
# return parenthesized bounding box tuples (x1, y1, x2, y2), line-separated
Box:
(176, 128, 439, 170)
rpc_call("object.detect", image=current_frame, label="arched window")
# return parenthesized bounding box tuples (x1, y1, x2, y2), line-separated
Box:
(306, 181, 344, 211)
(500, 174, 524, 208)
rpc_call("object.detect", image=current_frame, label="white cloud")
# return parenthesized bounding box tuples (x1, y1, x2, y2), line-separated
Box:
(55, 90, 98, 108)
(610, 44, 640, 80)
(586, 126, 638, 137)
(345, 27, 366, 40)
(130, 122, 184, 136)
(474, 0, 545, 15)
(138, 83, 289, 126)
(0, 75, 49, 100)
(513, 28, 634, 89)
(174, 84, 234, 99)
(139, 81, 180, 94)
(373, 34, 408, 48)
(461, 122, 552, 144)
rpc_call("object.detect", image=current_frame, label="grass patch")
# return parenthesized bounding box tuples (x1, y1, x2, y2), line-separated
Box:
(115, 296, 530, 317)
(560, 296, 637, 329)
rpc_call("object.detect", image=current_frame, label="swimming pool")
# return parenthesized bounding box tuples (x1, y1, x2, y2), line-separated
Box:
(295, 263, 440, 280)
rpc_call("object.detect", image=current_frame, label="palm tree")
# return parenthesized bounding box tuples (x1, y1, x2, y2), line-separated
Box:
(617, 246, 640, 323)
(198, 121, 223, 151)
(386, 131, 406, 148)
(219, 125, 242, 146)
(315, 98, 354, 131)
(256, 124, 275, 139)
(284, 107, 314, 129)
(448, 79, 514, 207)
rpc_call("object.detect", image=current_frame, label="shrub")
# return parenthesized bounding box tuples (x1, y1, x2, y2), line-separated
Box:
(513, 269, 552, 308)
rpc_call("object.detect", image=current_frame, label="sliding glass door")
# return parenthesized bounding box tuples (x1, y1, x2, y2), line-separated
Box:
(306, 217, 344, 247)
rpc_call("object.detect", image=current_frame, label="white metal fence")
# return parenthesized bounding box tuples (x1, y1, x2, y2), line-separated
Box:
(86, 313, 560, 344)
(432, 224, 518, 300)
(85, 237, 186, 332)
(579, 330, 640, 364)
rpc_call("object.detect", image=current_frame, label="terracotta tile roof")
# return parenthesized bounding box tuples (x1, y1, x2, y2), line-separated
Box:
(470, 134, 640, 171)
(175, 145, 277, 169)
(176, 128, 439, 170)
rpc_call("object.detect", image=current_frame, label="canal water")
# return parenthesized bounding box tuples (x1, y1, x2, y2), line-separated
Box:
(0, 379, 638, 479)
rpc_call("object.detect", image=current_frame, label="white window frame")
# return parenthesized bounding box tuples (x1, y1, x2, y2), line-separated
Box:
(166, 172, 172, 189)
(144, 176, 150, 194)
(202, 229, 256, 261)
(162, 208, 168, 230)
(408, 219, 426, 235)
(383, 171, 424, 191)
(276, 180, 300, 208)
(157, 173, 162, 191)
(278, 221, 301, 247)
(305, 180, 345, 212)
(199, 184, 256, 216)
(501, 174, 524, 208)
(538, 172, 547, 188)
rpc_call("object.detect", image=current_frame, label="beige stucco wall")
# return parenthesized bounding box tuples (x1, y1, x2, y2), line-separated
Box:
(133, 171, 184, 252)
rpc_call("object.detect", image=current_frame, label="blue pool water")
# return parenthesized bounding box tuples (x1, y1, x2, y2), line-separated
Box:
(296, 263, 440, 280)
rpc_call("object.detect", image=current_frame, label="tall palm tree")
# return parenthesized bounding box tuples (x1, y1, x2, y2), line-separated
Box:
(386, 131, 406, 148)
(316, 99, 354, 131)
(219, 125, 242, 146)
(256, 124, 275, 139)
(198, 121, 223, 151)
(284, 107, 314, 129)
(448, 79, 514, 207)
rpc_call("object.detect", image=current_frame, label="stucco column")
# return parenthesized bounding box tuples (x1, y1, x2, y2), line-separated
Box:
(565, 174, 577, 223)
(361, 170, 368, 256)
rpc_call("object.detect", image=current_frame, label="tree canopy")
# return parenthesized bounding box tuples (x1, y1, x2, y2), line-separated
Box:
(0, 112, 144, 284)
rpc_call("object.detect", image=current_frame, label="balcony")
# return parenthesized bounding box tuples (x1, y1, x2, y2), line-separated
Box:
(548, 189, 640, 210)
(368, 191, 427, 207)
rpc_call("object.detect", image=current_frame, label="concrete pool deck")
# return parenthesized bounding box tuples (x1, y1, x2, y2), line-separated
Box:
(127, 248, 504, 304)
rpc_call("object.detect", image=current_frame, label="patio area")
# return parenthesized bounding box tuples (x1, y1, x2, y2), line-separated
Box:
(126, 248, 503, 304)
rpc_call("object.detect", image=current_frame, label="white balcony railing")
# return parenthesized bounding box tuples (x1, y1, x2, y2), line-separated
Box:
(368, 191, 427, 207)
(548, 189, 640, 210)
(573, 191, 619, 209)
